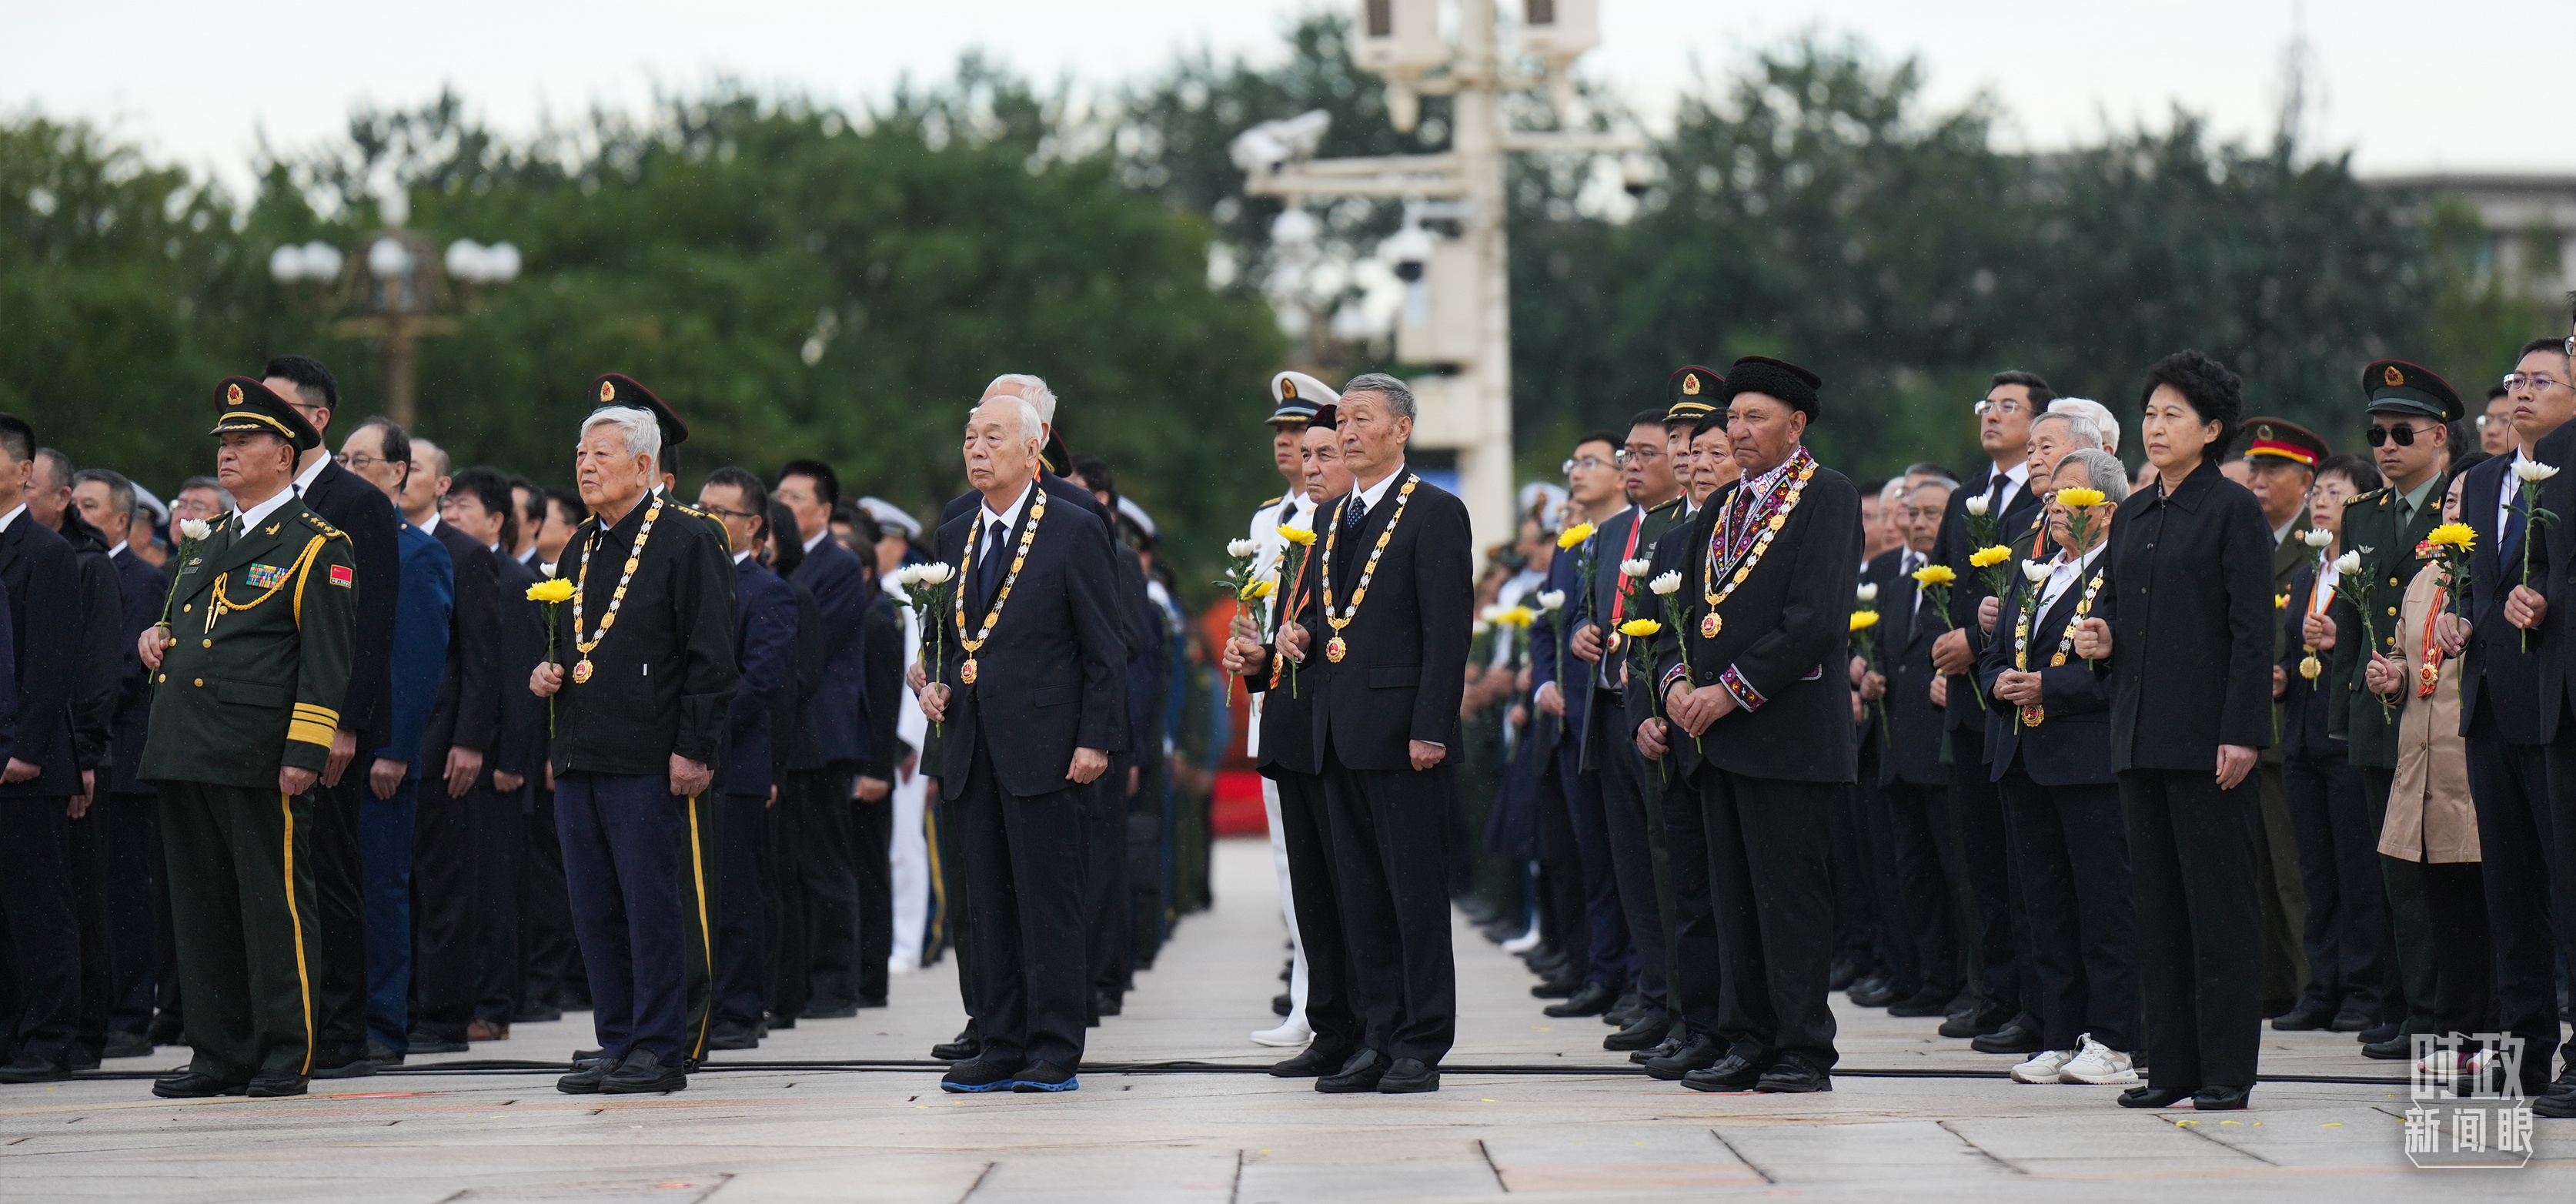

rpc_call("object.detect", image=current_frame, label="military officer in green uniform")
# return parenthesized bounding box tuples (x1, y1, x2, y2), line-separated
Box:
(2240, 418, 2328, 1018)
(2325, 361, 2461, 1058)
(139, 377, 358, 1099)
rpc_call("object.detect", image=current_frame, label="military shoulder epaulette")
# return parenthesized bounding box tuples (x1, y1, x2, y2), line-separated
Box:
(664, 500, 710, 520)
(2346, 489, 2385, 507)
(1649, 496, 1686, 517)
(299, 510, 346, 540)
(1258, 495, 1283, 509)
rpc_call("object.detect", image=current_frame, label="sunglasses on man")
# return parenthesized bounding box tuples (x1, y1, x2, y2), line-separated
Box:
(2364, 423, 2438, 447)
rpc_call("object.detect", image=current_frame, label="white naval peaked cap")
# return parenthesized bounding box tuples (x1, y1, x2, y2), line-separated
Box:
(1268, 371, 1340, 426)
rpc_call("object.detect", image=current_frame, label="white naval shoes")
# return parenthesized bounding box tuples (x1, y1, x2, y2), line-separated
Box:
(2058, 1035, 2140, 1085)
(1251, 1017, 1314, 1048)
(2010, 1048, 2076, 1083)
(1500, 928, 1544, 955)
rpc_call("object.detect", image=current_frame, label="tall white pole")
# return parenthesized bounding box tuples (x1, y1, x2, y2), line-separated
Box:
(1451, 0, 1515, 554)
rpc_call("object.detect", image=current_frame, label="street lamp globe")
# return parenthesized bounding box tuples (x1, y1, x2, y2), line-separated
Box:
(367, 236, 414, 280)
(445, 238, 489, 282)
(268, 244, 306, 284)
(302, 242, 344, 280)
(484, 242, 521, 283)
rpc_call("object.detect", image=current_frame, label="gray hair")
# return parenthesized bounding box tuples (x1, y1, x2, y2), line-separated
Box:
(1340, 373, 1417, 422)
(2030, 410, 2104, 451)
(2055, 448, 2131, 504)
(987, 374, 1057, 425)
(2048, 398, 2120, 454)
(1877, 477, 1910, 507)
(971, 394, 1048, 454)
(580, 406, 662, 470)
(70, 468, 135, 524)
(1901, 460, 1960, 490)
(179, 475, 236, 512)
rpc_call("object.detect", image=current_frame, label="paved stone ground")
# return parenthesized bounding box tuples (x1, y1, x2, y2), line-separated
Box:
(6, 837, 2571, 1202)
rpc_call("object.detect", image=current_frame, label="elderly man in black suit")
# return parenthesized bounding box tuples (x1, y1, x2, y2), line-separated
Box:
(1639, 357, 1863, 1095)
(70, 469, 169, 1060)
(1869, 474, 1967, 1025)
(917, 390, 1126, 1095)
(0, 414, 76, 1082)
(259, 356, 402, 1077)
(1258, 373, 1475, 1095)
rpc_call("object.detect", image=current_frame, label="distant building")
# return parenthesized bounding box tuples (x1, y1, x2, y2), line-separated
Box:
(2366, 173, 2576, 301)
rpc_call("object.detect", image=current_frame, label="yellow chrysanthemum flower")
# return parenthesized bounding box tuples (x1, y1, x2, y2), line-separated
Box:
(1617, 618, 1662, 638)
(1245, 577, 1278, 599)
(2056, 487, 2107, 509)
(526, 578, 576, 604)
(1278, 525, 1316, 546)
(1910, 564, 1957, 587)
(1968, 545, 2012, 569)
(1498, 607, 1537, 627)
(2425, 522, 2475, 550)
(1849, 610, 1880, 632)
(1557, 522, 1596, 550)
(2274, 592, 2290, 610)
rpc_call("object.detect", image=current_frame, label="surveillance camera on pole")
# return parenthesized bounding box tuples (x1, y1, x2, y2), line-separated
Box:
(1229, 109, 1333, 177)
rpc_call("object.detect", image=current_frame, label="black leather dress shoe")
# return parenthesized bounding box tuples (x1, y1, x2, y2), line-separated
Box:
(1529, 975, 1581, 1001)
(246, 1070, 308, 1098)
(1848, 981, 1901, 1008)
(2533, 1092, 2576, 1119)
(153, 1072, 249, 1099)
(1644, 1035, 1722, 1081)
(1012, 1062, 1080, 1092)
(2192, 1085, 2250, 1110)
(1316, 1049, 1388, 1093)
(406, 1032, 468, 1054)
(2269, 1007, 2331, 1031)
(801, 999, 859, 1020)
(2117, 1085, 2197, 1108)
(557, 1057, 621, 1094)
(1886, 988, 1953, 1018)
(1543, 982, 1619, 1018)
(514, 1002, 564, 1023)
(707, 1021, 760, 1051)
(1828, 958, 1859, 992)
(1268, 1045, 1351, 1078)
(1632, 1035, 1681, 1065)
(1602, 988, 1643, 1028)
(2361, 1035, 2413, 1059)
(1604, 1010, 1669, 1052)
(1378, 1058, 1440, 1093)
(2357, 1021, 2401, 1044)
(1093, 992, 1122, 1018)
(932, 1028, 982, 1062)
(1970, 1022, 2043, 1055)
(103, 1032, 154, 1059)
(601, 1049, 687, 1094)
(0, 1056, 68, 1083)
(2328, 1009, 2375, 1033)
(365, 1041, 406, 1067)
(309, 1045, 376, 1079)
(1940, 1007, 2012, 1039)
(941, 1058, 1021, 1093)
(1680, 1053, 1763, 1092)
(1756, 1057, 1832, 1093)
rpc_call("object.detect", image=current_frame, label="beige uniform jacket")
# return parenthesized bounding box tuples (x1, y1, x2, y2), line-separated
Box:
(2381, 562, 2478, 863)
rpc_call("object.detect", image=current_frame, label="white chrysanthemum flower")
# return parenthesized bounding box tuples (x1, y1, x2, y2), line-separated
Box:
(1621, 558, 1652, 577)
(1855, 582, 1879, 604)
(1228, 538, 1260, 557)
(180, 518, 214, 542)
(2331, 550, 2363, 577)
(2514, 460, 2561, 483)
(1535, 589, 1565, 611)
(2302, 528, 2333, 548)
(1964, 495, 1990, 517)
(1649, 570, 1682, 596)
(2021, 559, 2051, 583)
(915, 562, 956, 585)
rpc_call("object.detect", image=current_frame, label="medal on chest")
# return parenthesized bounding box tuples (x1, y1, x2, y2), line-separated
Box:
(1700, 612, 1722, 638)
(1319, 477, 1417, 666)
(570, 500, 663, 687)
(955, 490, 1047, 686)
(1699, 454, 1814, 640)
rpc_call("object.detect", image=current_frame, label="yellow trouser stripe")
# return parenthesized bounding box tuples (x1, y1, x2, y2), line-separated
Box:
(279, 792, 316, 1075)
(287, 718, 337, 747)
(687, 796, 713, 1060)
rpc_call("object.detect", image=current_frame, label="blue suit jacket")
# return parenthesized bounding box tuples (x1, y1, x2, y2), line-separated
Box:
(790, 535, 872, 768)
(1527, 537, 1589, 749)
(108, 546, 167, 795)
(717, 557, 797, 798)
(377, 523, 453, 780)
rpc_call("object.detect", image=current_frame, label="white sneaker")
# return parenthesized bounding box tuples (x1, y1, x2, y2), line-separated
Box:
(2011, 1048, 2077, 1083)
(1251, 1018, 1312, 1048)
(1501, 928, 1544, 955)
(2059, 1035, 2140, 1084)
(2414, 1048, 2491, 1076)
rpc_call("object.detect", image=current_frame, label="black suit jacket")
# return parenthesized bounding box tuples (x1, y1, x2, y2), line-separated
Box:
(0, 513, 79, 795)
(778, 579, 826, 776)
(2104, 460, 2276, 771)
(1289, 471, 1475, 773)
(788, 536, 873, 768)
(1574, 497, 1688, 772)
(297, 458, 400, 748)
(62, 513, 125, 778)
(2531, 421, 2576, 736)
(1932, 465, 2046, 737)
(2458, 454, 2545, 744)
(423, 520, 506, 768)
(1653, 456, 1863, 784)
(1872, 547, 1946, 787)
(717, 557, 797, 798)
(1976, 554, 2115, 786)
(108, 546, 168, 795)
(489, 551, 548, 778)
(2278, 560, 2336, 759)
(861, 593, 905, 783)
(933, 485, 1126, 798)
(944, 471, 1126, 754)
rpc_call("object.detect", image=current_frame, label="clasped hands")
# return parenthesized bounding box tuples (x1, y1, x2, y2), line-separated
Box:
(910, 663, 1108, 784)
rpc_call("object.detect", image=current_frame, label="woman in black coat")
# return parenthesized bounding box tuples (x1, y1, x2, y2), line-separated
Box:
(2071, 351, 2276, 1111)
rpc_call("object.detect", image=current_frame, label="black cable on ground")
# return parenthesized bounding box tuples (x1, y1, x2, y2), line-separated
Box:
(55, 1059, 2411, 1087)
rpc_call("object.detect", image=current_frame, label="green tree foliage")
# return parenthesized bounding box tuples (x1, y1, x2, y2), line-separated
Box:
(2423, 196, 2565, 393)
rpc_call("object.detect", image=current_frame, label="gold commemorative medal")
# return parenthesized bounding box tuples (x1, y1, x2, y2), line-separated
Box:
(1701, 612, 1722, 638)
(961, 658, 979, 685)
(2020, 702, 2046, 727)
(1326, 636, 1347, 663)
(572, 659, 593, 684)
(2299, 652, 2321, 680)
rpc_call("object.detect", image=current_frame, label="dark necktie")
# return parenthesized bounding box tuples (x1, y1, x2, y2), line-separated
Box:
(1984, 473, 2009, 520)
(1345, 496, 1368, 531)
(2503, 497, 2528, 568)
(1337, 497, 1368, 580)
(975, 519, 1007, 611)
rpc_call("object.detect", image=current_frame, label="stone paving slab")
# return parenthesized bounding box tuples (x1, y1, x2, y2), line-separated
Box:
(4, 837, 2566, 1202)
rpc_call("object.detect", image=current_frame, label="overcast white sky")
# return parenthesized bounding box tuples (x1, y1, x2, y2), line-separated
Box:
(7, 0, 2564, 192)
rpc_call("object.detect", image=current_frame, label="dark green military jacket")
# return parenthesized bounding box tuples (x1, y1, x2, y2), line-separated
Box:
(2264, 514, 2314, 764)
(141, 496, 359, 788)
(2327, 478, 2444, 769)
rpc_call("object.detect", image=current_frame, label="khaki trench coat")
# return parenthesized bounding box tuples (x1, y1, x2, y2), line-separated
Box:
(2381, 561, 2478, 863)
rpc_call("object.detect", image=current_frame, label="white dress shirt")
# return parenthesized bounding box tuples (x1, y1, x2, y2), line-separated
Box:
(0, 503, 22, 533)
(2498, 449, 2534, 545)
(976, 479, 1037, 567)
(2038, 543, 2107, 618)
(293, 453, 330, 496)
(235, 487, 297, 535)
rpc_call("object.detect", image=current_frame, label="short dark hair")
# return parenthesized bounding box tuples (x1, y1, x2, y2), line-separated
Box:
(1856, 477, 1888, 500)
(767, 500, 805, 577)
(0, 413, 35, 463)
(1692, 409, 1728, 440)
(702, 466, 770, 544)
(842, 504, 884, 551)
(450, 466, 520, 551)
(2488, 383, 2513, 400)
(510, 476, 543, 527)
(355, 416, 412, 467)
(1574, 429, 1622, 454)
(33, 447, 74, 490)
(1069, 453, 1117, 501)
(2314, 453, 2380, 494)
(1990, 370, 2056, 408)
(2519, 336, 2573, 363)
(72, 468, 136, 524)
(777, 458, 840, 507)
(544, 487, 582, 530)
(2448, 450, 2491, 484)
(1627, 409, 1667, 433)
(2137, 351, 2244, 458)
(263, 355, 339, 413)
